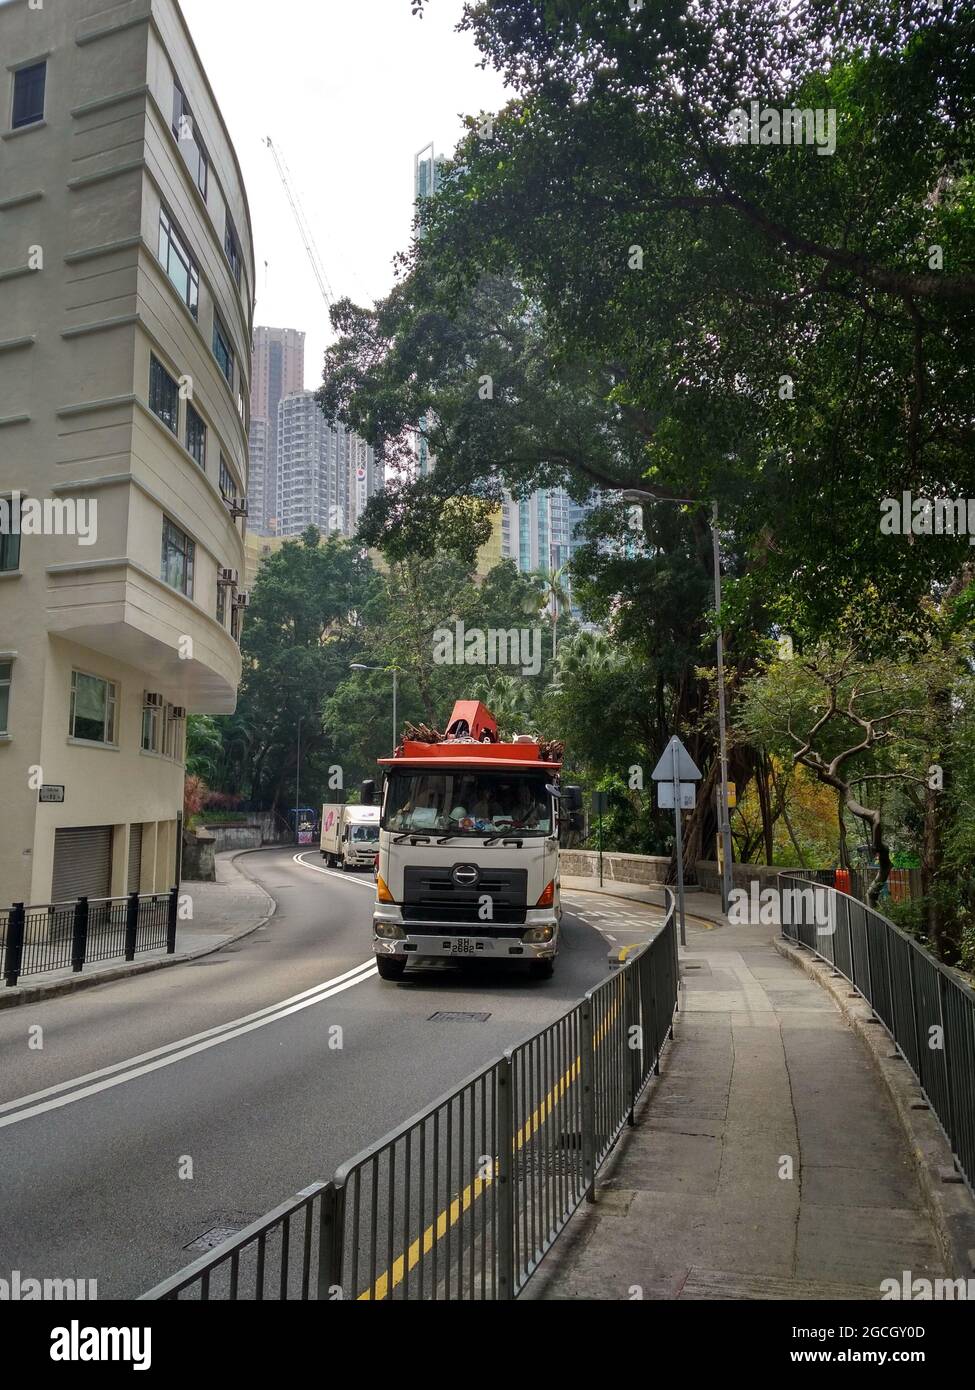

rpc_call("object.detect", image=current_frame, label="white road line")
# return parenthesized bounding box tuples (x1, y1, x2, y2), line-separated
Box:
(0, 957, 377, 1130)
(293, 851, 376, 887)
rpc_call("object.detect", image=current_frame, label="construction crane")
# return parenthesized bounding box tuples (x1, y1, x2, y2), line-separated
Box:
(265, 135, 336, 311)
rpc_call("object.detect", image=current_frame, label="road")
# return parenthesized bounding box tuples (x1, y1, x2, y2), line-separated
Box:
(0, 847, 669, 1297)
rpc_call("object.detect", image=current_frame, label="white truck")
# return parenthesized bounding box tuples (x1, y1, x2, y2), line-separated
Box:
(367, 700, 583, 982)
(320, 803, 381, 870)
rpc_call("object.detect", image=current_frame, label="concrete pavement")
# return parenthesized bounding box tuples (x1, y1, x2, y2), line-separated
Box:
(528, 886, 953, 1300)
(0, 851, 274, 1008)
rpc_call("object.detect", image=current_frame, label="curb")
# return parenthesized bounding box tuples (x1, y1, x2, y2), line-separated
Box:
(0, 848, 279, 1011)
(775, 935, 975, 1282)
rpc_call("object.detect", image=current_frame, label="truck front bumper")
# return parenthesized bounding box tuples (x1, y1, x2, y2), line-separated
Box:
(372, 905, 559, 961)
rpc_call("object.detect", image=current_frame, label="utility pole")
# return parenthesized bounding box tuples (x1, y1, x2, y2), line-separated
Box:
(712, 502, 734, 914)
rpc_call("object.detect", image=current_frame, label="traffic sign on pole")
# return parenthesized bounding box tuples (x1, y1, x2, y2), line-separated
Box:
(658, 782, 697, 810)
(651, 736, 703, 784)
(653, 736, 699, 949)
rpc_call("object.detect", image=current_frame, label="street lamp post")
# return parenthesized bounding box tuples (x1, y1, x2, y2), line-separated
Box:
(294, 715, 304, 844)
(622, 489, 735, 914)
(350, 664, 399, 755)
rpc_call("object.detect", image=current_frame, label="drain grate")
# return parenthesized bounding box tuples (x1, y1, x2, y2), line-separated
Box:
(184, 1212, 261, 1252)
(428, 1011, 491, 1022)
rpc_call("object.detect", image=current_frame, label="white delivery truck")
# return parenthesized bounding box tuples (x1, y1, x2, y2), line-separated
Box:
(320, 803, 381, 870)
(367, 700, 583, 982)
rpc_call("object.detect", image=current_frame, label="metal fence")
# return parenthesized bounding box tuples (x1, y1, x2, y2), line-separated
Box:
(793, 865, 921, 906)
(142, 898, 679, 1301)
(778, 872, 975, 1195)
(1, 889, 178, 987)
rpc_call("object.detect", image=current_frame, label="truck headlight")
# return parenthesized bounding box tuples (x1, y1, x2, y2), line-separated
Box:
(374, 921, 407, 940)
(524, 924, 555, 944)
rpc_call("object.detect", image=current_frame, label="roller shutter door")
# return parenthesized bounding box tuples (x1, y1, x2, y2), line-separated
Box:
(52, 826, 113, 903)
(127, 824, 143, 894)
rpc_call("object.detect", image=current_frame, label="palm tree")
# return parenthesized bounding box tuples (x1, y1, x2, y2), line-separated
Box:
(471, 672, 536, 739)
(527, 563, 571, 662)
(555, 629, 623, 684)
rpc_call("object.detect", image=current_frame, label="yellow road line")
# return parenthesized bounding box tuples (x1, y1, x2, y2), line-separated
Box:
(358, 988, 625, 1300)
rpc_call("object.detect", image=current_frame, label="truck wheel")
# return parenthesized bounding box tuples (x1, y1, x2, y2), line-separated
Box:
(529, 959, 555, 981)
(376, 957, 406, 981)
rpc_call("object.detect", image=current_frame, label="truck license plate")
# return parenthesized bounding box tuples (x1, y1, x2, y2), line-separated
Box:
(450, 938, 478, 955)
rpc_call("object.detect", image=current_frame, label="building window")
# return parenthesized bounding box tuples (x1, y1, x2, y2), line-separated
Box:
(225, 215, 242, 287)
(141, 703, 160, 753)
(161, 518, 195, 597)
(186, 403, 206, 469)
(219, 456, 237, 503)
(0, 661, 11, 734)
(158, 210, 199, 319)
(213, 314, 234, 387)
(230, 601, 241, 644)
(161, 705, 184, 761)
(172, 80, 208, 199)
(12, 61, 46, 130)
(1, 500, 21, 572)
(149, 356, 179, 434)
(216, 582, 226, 627)
(70, 670, 118, 746)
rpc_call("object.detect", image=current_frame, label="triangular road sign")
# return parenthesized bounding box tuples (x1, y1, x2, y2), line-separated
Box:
(651, 735, 703, 782)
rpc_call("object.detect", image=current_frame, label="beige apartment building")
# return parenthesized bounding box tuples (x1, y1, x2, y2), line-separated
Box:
(0, 0, 254, 906)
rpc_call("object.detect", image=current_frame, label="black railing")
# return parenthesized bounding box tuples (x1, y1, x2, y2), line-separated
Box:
(778, 872, 975, 1195)
(141, 900, 680, 1300)
(0, 888, 179, 987)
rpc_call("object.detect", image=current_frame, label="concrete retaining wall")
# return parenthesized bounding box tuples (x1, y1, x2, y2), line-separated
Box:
(562, 850, 788, 893)
(693, 860, 784, 894)
(206, 826, 262, 854)
(560, 850, 671, 885)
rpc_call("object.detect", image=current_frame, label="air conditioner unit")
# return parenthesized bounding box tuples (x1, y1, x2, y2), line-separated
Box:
(235, 591, 251, 608)
(218, 568, 239, 587)
(144, 692, 164, 709)
(171, 707, 186, 720)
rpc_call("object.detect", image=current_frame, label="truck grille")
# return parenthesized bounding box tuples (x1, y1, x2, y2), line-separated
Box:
(402, 865, 529, 926)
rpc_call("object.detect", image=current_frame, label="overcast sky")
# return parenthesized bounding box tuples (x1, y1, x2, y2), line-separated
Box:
(180, 0, 509, 389)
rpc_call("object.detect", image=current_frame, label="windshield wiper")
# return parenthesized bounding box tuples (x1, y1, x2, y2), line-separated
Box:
(392, 833, 432, 845)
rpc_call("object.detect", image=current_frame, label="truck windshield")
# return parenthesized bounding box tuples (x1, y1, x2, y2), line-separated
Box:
(351, 825, 379, 843)
(383, 771, 552, 837)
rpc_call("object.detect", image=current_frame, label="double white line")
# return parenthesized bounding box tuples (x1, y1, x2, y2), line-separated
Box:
(0, 957, 377, 1131)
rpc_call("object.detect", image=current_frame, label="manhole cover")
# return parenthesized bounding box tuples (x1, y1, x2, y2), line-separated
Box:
(184, 1212, 260, 1252)
(428, 1011, 491, 1022)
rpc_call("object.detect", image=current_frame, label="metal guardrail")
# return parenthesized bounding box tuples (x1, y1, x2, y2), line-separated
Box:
(778, 872, 975, 1195)
(788, 865, 922, 905)
(0, 889, 178, 987)
(141, 896, 679, 1300)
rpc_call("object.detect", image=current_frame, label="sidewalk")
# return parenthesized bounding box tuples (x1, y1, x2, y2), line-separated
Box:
(0, 851, 274, 1009)
(529, 882, 952, 1300)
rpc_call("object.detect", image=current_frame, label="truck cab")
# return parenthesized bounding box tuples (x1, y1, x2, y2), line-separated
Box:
(369, 702, 573, 982)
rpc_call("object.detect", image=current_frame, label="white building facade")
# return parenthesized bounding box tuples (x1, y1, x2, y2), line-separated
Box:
(0, 0, 254, 905)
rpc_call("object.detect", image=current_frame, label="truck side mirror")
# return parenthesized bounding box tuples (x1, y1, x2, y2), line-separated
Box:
(361, 779, 376, 806)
